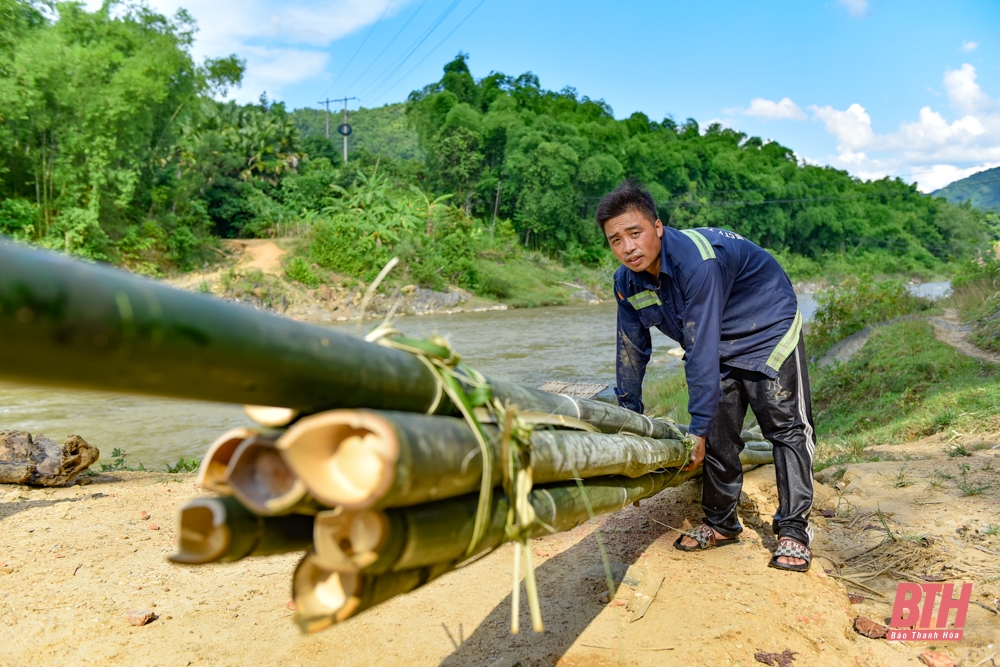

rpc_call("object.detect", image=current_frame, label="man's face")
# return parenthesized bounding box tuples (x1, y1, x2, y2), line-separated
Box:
(604, 209, 664, 274)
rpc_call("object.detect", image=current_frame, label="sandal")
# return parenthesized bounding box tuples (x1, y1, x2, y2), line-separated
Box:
(767, 537, 812, 572)
(673, 523, 740, 552)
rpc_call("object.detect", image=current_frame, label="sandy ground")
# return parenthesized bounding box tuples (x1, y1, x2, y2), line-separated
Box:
(2, 432, 998, 667)
(166, 239, 285, 292)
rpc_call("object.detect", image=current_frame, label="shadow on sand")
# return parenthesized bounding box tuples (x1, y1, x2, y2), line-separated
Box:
(437, 480, 714, 667)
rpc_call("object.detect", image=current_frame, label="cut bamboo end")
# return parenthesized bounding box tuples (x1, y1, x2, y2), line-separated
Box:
(277, 411, 399, 509)
(227, 435, 309, 515)
(169, 498, 230, 564)
(196, 427, 257, 493)
(313, 509, 388, 571)
(243, 405, 300, 428)
(292, 553, 361, 632)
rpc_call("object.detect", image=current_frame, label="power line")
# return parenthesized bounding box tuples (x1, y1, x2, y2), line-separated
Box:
(343, 0, 432, 96)
(355, 0, 464, 101)
(368, 0, 489, 105)
(321, 1, 397, 99)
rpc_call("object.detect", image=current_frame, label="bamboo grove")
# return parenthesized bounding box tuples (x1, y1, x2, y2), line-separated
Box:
(0, 1, 993, 282)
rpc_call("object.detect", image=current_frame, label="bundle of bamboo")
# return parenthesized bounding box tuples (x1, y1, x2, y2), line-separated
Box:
(171, 408, 774, 633)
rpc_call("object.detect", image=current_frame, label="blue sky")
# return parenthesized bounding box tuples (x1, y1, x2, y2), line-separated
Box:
(88, 0, 1000, 191)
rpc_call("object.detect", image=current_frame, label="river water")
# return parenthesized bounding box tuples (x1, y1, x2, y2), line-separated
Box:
(0, 282, 950, 467)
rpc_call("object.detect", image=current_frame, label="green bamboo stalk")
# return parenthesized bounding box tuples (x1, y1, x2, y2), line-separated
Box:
(0, 241, 682, 437)
(293, 555, 450, 633)
(277, 410, 696, 510)
(297, 443, 771, 629)
(297, 468, 697, 629)
(309, 462, 726, 576)
(169, 496, 314, 565)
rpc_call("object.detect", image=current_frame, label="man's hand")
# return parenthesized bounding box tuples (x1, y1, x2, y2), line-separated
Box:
(681, 435, 706, 471)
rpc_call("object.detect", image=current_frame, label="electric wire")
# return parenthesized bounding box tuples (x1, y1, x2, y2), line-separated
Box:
(343, 0, 433, 96)
(354, 0, 464, 101)
(368, 0, 490, 105)
(321, 0, 397, 98)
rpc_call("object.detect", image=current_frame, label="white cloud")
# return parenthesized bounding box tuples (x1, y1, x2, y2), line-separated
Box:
(961, 40, 979, 52)
(83, 0, 406, 101)
(739, 97, 807, 121)
(810, 103, 875, 149)
(809, 63, 1000, 191)
(837, 0, 869, 18)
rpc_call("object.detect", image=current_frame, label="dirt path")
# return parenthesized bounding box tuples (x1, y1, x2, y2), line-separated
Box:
(930, 308, 1000, 366)
(2, 438, 998, 667)
(227, 239, 286, 274)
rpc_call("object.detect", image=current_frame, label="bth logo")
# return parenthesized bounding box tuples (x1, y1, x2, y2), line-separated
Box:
(888, 582, 973, 641)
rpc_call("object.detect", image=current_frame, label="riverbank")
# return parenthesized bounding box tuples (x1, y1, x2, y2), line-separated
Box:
(163, 238, 951, 324)
(165, 239, 609, 324)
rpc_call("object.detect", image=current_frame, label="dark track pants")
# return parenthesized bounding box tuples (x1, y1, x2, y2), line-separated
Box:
(701, 334, 816, 547)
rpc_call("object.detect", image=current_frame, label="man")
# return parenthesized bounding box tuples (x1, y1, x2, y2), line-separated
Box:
(597, 180, 815, 572)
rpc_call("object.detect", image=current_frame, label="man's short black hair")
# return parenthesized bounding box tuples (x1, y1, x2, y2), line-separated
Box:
(595, 179, 658, 230)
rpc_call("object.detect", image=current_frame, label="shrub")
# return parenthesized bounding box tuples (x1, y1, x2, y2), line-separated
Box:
(949, 256, 1000, 352)
(807, 277, 932, 356)
(284, 256, 321, 286)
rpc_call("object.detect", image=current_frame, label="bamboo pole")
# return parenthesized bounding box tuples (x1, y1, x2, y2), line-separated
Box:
(277, 410, 697, 510)
(169, 496, 313, 565)
(226, 435, 323, 516)
(197, 428, 257, 493)
(293, 554, 450, 633)
(295, 459, 744, 630)
(312, 465, 711, 575)
(0, 241, 684, 437)
(297, 442, 772, 629)
(310, 440, 771, 575)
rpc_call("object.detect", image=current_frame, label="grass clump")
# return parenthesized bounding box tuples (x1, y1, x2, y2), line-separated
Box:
(99, 448, 201, 474)
(471, 253, 607, 308)
(100, 448, 146, 472)
(166, 457, 200, 473)
(949, 257, 1000, 354)
(642, 371, 690, 424)
(807, 277, 933, 356)
(284, 256, 322, 287)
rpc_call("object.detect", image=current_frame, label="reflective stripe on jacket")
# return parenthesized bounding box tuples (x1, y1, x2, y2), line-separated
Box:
(614, 226, 799, 437)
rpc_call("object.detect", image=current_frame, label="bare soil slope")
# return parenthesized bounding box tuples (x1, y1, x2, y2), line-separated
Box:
(2, 433, 998, 667)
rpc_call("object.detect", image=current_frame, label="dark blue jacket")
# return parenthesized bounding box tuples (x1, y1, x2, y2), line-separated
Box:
(614, 226, 800, 437)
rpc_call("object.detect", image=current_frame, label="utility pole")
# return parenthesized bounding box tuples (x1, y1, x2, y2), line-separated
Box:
(317, 98, 335, 139)
(319, 96, 358, 163)
(340, 96, 357, 164)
